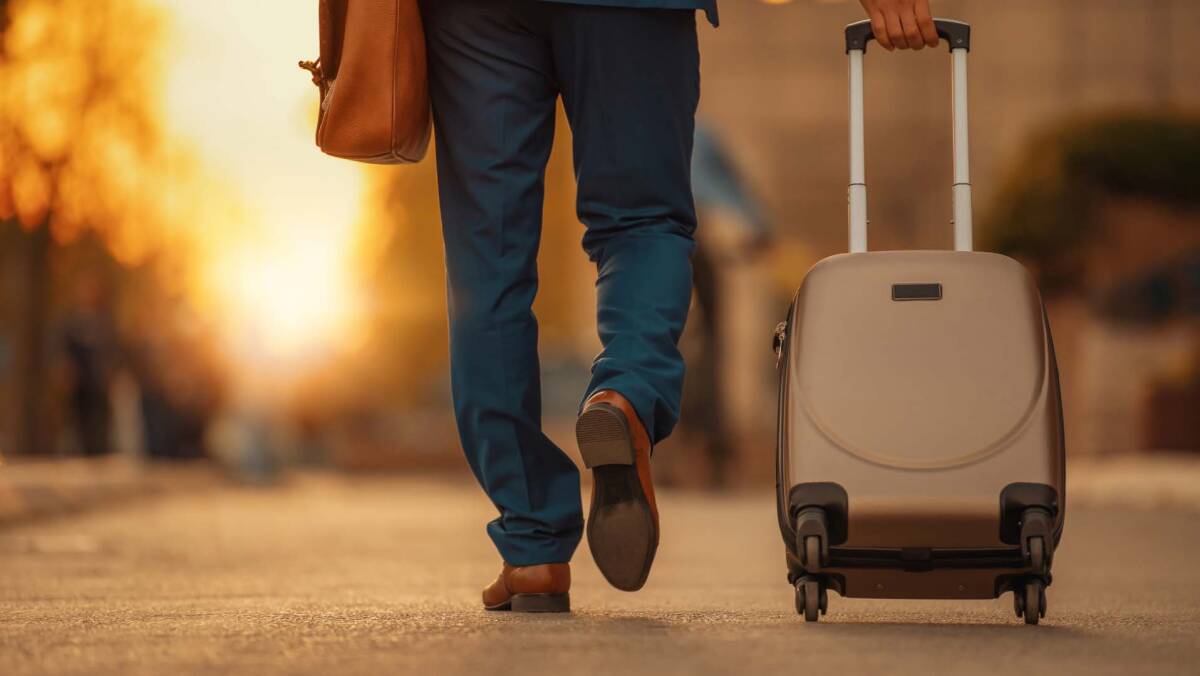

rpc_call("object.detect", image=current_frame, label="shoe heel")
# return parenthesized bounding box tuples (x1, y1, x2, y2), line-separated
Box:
(510, 593, 570, 613)
(576, 404, 634, 468)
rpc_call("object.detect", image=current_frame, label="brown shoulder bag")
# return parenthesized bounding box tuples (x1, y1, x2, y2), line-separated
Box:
(299, 0, 432, 164)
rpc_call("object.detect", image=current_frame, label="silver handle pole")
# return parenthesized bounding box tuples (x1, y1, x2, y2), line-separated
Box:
(845, 20, 972, 254)
(848, 49, 868, 253)
(951, 47, 973, 251)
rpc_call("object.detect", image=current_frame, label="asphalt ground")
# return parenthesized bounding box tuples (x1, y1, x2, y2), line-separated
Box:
(1, 474, 1198, 675)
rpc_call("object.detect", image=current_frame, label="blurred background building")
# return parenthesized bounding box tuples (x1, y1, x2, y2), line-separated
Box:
(0, 0, 1197, 489)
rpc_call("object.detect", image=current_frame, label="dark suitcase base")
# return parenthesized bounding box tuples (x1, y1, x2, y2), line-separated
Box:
(779, 481, 1057, 622)
(788, 569, 1048, 624)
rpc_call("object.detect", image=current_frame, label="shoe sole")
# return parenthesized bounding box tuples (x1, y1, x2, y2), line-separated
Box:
(576, 403, 658, 592)
(485, 593, 571, 613)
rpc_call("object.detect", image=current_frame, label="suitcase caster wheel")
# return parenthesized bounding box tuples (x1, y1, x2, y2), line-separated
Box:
(1016, 579, 1046, 625)
(794, 507, 828, 572)
(795, 578, 826, 623)
(1027, 536, 1046, 574)
(803, 535, 823, 572)
(1019, 508, 1053, 575)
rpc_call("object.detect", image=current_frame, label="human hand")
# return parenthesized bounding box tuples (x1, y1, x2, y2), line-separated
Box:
(858, 0, 939, 51)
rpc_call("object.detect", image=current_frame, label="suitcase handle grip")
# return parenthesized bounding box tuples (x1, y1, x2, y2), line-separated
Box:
(844, 19, 970, 53)
(844, 19, 973, 254)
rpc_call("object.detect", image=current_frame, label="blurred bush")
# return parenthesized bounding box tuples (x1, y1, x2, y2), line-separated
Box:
(982, 114, 1200, 294)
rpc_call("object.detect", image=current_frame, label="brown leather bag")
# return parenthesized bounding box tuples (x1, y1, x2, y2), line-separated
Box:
(299, 0, 432, 164)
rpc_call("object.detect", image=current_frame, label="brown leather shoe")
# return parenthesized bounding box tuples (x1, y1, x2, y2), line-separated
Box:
(482, 563, 571, 613)
(576, 390, 659, 591)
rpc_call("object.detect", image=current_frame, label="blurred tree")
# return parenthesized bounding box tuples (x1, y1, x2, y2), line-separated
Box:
(982, 114, 1200, 295)
(0, 0, 169, 456)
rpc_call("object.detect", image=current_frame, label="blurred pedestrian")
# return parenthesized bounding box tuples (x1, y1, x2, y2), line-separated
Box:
(681, 124, 770, 488)
(57, 274, 119, 456)
(125, 308, 221, 461)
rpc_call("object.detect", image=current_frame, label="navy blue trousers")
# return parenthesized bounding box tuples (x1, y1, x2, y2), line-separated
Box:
(421, 0, 699, 566)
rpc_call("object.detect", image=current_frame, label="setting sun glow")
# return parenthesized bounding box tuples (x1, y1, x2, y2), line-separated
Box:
(153, 0, 369, 375)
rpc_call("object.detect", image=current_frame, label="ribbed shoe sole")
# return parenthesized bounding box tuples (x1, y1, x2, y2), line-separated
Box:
(576, 403, 658, 592)
(576, 404, 635, 468)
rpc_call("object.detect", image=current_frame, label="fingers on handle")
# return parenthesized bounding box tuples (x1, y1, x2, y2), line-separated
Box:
(914, 0, 940, 47)
(869, 10, 893, 51)
(900, 10, 924, 50)
(884, 10, 907, 50)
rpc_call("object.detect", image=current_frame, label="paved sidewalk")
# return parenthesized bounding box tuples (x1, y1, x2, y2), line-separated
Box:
(1066, 453, 1200, 512)
(2, 452, 1197, 528)
(0, 457, 220, 526)
(1, 473, 1198, 676)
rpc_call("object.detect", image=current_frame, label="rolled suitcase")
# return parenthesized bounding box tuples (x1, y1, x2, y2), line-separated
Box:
(773, 19, 1065, 624)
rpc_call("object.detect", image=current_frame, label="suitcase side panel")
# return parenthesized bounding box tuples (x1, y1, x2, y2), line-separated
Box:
(776, 251, 1065, 598)
(791, 251, 1050, 472)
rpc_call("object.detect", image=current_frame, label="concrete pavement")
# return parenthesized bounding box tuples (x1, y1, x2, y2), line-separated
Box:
(1, 474, 1198, 676)
(0, 457, 221, 526)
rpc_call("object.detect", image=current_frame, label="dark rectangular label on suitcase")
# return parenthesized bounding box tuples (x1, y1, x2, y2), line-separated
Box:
(892, 282, 943, 301)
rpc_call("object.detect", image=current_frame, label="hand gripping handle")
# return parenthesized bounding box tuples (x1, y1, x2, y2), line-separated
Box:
(844, 18, 970, 53)
(844, 19, 973, 253)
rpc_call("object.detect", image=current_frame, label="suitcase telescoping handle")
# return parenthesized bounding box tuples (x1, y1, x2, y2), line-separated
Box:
(844, 19, 973, 253)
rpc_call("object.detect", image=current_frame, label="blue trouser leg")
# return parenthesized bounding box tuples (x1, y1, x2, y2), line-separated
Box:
(422, 0, 581, 566)
(423, 0, 699, 565)
(551, 8, 700, 444)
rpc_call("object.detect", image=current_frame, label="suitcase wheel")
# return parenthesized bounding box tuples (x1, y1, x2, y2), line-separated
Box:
(794, 577, 828, 623)
(1027, 536, 1046, 574)
(803, 536, 823, 572)
(1013, 579, 1047, 625)
(1019, 507, 1054, 575)
(794, 507, 829, 572)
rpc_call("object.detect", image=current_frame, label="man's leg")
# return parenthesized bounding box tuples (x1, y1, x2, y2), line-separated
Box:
(422, 0, 583, 568)
(550, 6, 700, 591)
(553, 7, 700, 445)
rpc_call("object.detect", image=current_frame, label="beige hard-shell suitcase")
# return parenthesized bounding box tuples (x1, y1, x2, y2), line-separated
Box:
(773, 19, 1065, 624)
